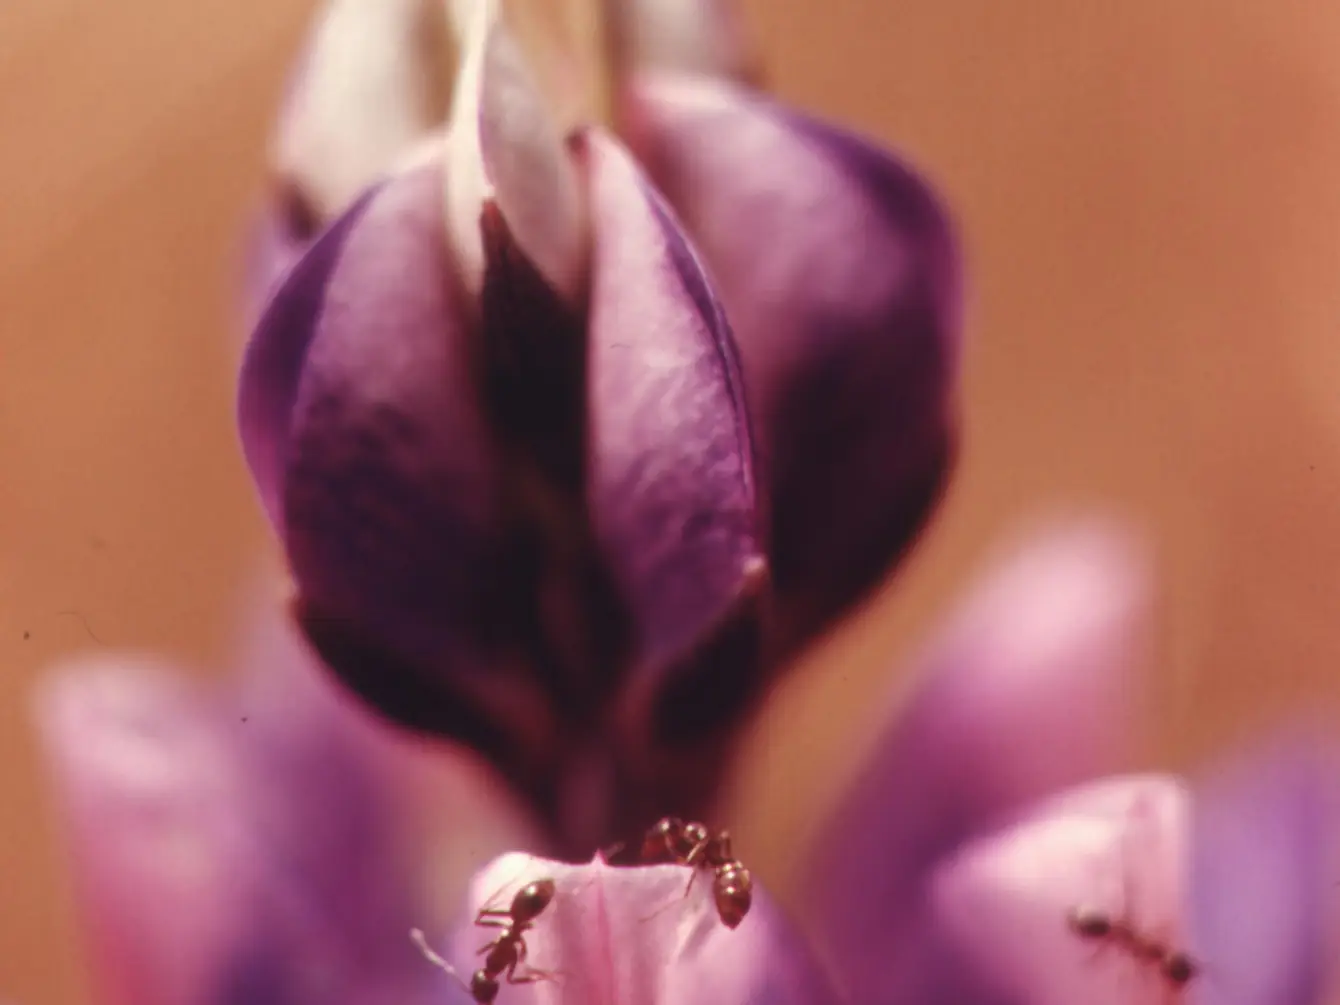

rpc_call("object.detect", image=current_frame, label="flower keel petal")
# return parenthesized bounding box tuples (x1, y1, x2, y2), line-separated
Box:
(624, 73, 961, 641)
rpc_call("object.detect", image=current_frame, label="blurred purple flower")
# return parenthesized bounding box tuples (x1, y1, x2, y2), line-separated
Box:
(46, 524, 1331, 1005)
(36, 590, 540, 1005)
(236, 0, 961, 844)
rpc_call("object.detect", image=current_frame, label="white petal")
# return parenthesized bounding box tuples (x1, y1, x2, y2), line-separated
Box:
(276, 0, 448, 219)
(444, 0, 586, 303)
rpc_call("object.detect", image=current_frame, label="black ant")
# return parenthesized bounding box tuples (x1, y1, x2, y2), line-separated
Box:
(412, 878, 559, 1003)
(638, 816, 753, 928)
(1068, 905, 1199, 989)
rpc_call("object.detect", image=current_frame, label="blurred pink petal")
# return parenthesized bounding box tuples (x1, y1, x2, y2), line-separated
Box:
(35, 600, 536, 1005)
(797, 521, 1148, 1003)
(1189, 731, 1339, 1005)
(36, 660, 262, 1005)
(932, 775, 1189, 1005)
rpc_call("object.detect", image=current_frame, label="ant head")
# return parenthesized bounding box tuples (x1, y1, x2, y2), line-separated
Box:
(1067, 906, 1112, 940)
(1162, 952, 1198, 986)
(683, 822, 709, 845)
(511, 879, 556, 921)
(714, 864, 753, 929)
(470, 970, 500, 1004)
(652, 817, 683, 837)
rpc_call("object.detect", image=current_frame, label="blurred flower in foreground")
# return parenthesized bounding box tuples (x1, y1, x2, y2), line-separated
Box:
(35, 526, 1337, 1005)
(237, 0, 960, 846)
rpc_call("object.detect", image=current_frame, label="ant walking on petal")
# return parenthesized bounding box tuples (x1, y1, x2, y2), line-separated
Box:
(412, 877, 560, 1003)
(637, 816, 754, 929)
(1067, 905, 1200, 990)
(1065, 790, 1201, 995)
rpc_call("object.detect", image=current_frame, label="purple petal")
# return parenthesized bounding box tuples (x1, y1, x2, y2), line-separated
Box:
(797, 522, 1147, 1004)
(237, 194, 309, 337)
(238, 150, 577, 811)
(581, 127, 764, 706)
(932, 775, 1191, 1005)
(622, 72, 961, 642)
(238, 183, 382, 525)
(1188, 731, 1338, 1005)
(417, 853, 841, 1005)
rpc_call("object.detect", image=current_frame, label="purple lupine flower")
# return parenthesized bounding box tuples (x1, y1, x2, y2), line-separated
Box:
(238, 0, 767, 847)
(37, 525, 1336, 1005)
(236, 0, 960, 848)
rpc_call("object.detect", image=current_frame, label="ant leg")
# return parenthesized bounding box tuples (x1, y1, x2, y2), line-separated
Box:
(471, 861, 534, 922)
(509, 970, 562, 987)
(682, 837, 710, 868)
(680, 866, 701, 900)
(505, 958, 562, 987)
(474, 915, 511, 928)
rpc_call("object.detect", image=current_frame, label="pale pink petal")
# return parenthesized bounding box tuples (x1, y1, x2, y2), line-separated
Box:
(933, 776, 1191, 1005)
(604, 0, 761, 84)
(413, 853, 841, 1005)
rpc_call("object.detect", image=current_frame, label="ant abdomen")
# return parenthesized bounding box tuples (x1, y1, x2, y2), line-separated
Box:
(713, 863, 753, 929)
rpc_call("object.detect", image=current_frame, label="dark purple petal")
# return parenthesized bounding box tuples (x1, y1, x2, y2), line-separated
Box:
(581, 126, 764, 695)
(242, 150, 581, 787)
(1189, 731, 1339, 1005)
(227, 586, 547, 932)
(238, 184, 381, 526)
(418, 853, 842, 1005)
(622, 72, 961, 643)
(796, 524, 1146, 1005)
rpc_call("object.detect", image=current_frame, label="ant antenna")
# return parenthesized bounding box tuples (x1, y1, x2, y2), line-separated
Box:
(410, 928, 468, 986)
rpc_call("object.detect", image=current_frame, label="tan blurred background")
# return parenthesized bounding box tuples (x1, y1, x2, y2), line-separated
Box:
(5, 1, 1340, 1003)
